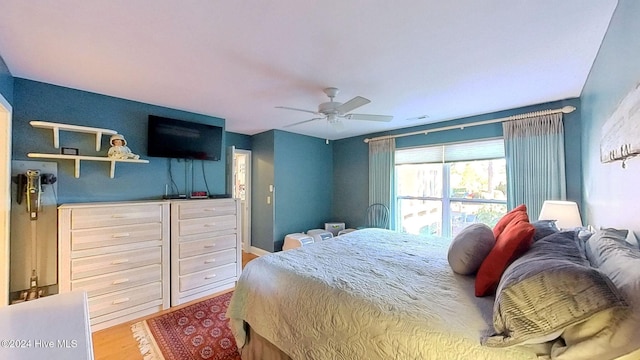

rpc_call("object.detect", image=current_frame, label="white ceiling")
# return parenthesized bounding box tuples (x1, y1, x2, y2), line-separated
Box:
(0, 1, 618, 140)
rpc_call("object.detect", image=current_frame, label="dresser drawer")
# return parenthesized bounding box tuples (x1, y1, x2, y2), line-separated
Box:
(178, 215, 237, 236)
(71, 264, 162, 298)
(179, 263, 237, 292)
(179, 248, 236, 275)
(71, 223, 163, 251)
(177, 199, 236, 220)
(71, 247, 162, 280)
(178, 233, 236, 258)
(88, 282, 163, 319)
(70, 204, 164, 229)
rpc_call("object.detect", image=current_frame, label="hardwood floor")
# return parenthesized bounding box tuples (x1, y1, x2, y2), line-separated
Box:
(242, 251, 259, 268)
(92, 251, 260, 360)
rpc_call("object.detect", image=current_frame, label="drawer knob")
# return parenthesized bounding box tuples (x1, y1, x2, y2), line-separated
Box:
(111, 214, 129, 219)
(204, 208, 216, 212)
(112, 233, 131, 238)
(204, 223, 216, 228)
(112, 297, 130, 305)
(111, 259, 129, 265)
(204, 259, 216, 264)
(205, 274, 217, 279)
(112, 278, 130, 285)
(204, 244, 216, 248)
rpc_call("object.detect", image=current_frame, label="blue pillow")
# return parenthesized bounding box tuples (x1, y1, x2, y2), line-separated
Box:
(531, 220, 559, 242)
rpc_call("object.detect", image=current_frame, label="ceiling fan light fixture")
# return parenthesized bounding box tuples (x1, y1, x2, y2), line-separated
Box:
(277, 87, 392, 130)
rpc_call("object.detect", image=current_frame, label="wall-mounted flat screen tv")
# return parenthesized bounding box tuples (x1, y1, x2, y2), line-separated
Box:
(147, 115, 223, 161)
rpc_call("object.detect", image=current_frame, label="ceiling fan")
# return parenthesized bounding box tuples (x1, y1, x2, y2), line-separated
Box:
(276, 87, 393, 131)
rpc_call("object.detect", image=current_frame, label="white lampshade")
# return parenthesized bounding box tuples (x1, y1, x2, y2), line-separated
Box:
(538, 200, 582, 230)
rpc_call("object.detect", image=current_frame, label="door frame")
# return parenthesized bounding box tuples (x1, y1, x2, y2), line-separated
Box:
(234, 149, 252, 252)
(0, 93, 12, 307)
(227, 147, 252, 252)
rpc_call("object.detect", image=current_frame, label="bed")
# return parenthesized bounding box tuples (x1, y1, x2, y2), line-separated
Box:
(228, 228, 539, 359)
(226, 226, 640, 360)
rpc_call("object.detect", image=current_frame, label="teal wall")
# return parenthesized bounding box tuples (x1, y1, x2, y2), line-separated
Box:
(226, 131, 252, 151)
(250, 130, 333, 252)
(12, 78, 227, 203)
(251, 131, 275, 252)
(333, 98, 582, 227)
(580, 0, 640, 231)
(0, 53, 13, 106)
(332, 135, 369, 228)
(273, 130, 333, 250)
(3, 33, 597, 252)
(8, 76, 332, 253)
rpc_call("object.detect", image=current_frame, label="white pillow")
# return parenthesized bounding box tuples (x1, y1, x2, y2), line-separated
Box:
(626, 231, 639, 248)
(447, 223, 495, 275)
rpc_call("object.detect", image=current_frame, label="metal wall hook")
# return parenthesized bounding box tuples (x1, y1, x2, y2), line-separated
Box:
(620, 153, 638, 169)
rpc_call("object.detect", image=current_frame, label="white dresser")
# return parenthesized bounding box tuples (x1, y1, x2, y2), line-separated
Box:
(170, 199, 241, 306)
(58, 201, 170, 331)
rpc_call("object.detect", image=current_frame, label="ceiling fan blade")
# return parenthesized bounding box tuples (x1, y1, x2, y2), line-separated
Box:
(275, 106, 319, 115)
(346, 114, 393, 122)
(336, 96, 370, 114)
(283, 117, 324, 128)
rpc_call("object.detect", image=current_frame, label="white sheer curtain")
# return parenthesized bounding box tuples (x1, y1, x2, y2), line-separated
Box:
(368, 138, 395, 228)
(503, 113, 566, 219)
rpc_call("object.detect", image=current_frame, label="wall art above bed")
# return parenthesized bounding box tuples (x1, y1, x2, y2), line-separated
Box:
(600, 82, 640, 168)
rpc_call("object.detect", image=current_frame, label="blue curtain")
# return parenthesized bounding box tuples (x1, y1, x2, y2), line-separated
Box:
(503, 113, 566, 219)
(368, 138, 395, 229)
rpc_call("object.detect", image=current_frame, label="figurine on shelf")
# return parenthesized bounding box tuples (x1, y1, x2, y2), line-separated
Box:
(108, 134, 140, 160)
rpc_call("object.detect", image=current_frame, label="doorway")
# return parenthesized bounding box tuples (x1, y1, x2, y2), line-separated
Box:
(0, 94, 12, 307)
(228, 147, 252, 252)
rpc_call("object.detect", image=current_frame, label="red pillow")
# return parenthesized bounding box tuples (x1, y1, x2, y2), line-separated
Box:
(492, 204, 527, 239)
(475, 219, 535, 297)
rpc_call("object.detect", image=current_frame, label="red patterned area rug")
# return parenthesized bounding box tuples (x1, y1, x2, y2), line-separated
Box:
(131, 291, 241, 360)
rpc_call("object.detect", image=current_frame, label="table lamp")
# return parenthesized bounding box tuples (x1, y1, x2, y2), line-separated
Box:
(538, 200, 583, 230)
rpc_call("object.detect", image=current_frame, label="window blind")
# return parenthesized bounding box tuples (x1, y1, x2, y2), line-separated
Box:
(395, 138, 505, 165)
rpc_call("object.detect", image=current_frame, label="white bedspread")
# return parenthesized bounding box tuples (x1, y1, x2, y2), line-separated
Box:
(227, 228, 540, 360)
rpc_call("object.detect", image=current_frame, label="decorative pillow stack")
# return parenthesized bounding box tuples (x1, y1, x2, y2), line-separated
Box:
(551, 228, 640, 360)
(483, 231, 628, 349)
(475, 204, 535, 297)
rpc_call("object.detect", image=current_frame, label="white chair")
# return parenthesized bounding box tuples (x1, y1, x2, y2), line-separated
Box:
(338, 203, 391, 235)
(363, 203, 390, 229)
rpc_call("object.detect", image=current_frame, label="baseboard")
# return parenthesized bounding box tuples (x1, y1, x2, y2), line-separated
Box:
(249, 246, 270, 256)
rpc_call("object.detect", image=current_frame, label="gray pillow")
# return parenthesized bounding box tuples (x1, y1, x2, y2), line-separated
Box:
(593, 227, 639, 248)
(531, 219, 559, 242)
(447, 223, 495, 275)
(556, 229, 640, 359)
(483, 231, 628, 348)
(586, 228, 639, 306)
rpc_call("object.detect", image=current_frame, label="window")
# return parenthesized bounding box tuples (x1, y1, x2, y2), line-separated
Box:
(395, 139, 507, 238)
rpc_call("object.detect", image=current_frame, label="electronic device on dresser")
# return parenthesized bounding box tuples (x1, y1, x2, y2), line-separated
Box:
(147, 115, 223, 161)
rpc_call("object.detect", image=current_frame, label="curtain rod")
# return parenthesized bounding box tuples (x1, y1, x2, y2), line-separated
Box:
(363, 105, 576, 143)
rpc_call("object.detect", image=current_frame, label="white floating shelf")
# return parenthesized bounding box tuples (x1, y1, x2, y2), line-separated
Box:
(27, 153, 149, 179)
(30, 120, 118, 151)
